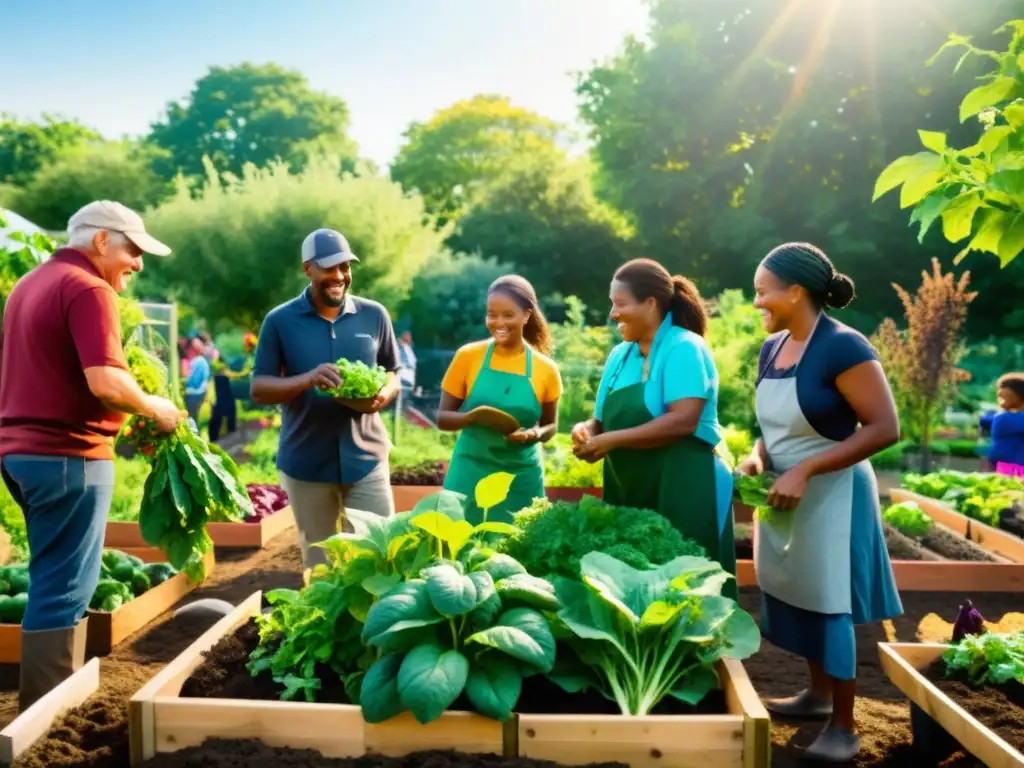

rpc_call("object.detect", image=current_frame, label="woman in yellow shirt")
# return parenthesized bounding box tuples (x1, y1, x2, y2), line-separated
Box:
(438, 275, 562, 523)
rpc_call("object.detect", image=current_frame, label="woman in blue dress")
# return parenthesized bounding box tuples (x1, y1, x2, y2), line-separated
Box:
(737, 243, 902, 763)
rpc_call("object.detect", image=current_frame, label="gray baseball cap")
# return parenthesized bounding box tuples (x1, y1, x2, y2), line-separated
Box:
(301, 228, 360, 268)
(67, 200, 171, 256)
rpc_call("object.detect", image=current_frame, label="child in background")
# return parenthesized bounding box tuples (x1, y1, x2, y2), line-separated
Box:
(985, 374, 1024, 477)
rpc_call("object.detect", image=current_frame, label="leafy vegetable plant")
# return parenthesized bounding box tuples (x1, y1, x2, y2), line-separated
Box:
(902, 470, 1023, 527)
(548, 552, 760, 715)
(119, 342, 253, 580)
(249, 471, 560, 725)
(317, 357, 388, 399)
(882, 501, 933, 539)
(943, 631, 1024, 687)
(502, 495, 705, 580)
(733, 471, 785, 526)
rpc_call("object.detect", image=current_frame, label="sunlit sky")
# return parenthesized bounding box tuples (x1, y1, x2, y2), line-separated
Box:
(1, 0, 650, 168)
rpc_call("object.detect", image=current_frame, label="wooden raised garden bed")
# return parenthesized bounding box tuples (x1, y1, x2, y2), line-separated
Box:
(879, 642, 1024, 766)
(517, 657, 770, 768)
(0, 549, 214, 663)
(0, 657, 100, 763)
(130, 590, 770, 768)
(733, 520, 1024, 592)
(890, 489, 1024, 564)
(105, 506, 295, 550)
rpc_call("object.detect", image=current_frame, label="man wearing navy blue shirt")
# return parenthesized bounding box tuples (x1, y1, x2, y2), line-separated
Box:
(250, 228, 400, 567)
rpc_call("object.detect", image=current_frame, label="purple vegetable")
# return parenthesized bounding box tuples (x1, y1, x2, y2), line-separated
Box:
(951, 598, 986, 643)
(244, 484, 290, 522)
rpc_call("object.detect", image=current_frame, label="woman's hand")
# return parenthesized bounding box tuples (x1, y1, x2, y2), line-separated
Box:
(736, 456, 763, 477)
(507, 427, 540, 445)
(575, 432, 616, 462)
(570, 421, 593, 448)
(767, 464, 811, 511)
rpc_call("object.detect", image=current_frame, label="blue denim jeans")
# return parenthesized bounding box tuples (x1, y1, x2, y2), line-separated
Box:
(0, 455, 113, 631)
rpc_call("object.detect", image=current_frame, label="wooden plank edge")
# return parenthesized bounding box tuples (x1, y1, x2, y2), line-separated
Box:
(879, 643, 1024, 767)
(721, 658, 771, 768)
(129, 590, 263, 764)
(736, 558, 1024, 591)
(890, 489, 1024, 565)
(0, 657, 100, 764)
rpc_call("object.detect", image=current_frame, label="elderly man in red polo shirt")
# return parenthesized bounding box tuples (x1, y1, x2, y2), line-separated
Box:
(0, 200, 183, 710)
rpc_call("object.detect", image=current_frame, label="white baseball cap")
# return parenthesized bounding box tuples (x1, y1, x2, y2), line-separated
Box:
(67, 201, 171, 257)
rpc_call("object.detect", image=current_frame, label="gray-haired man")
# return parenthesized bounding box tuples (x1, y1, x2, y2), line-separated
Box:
(250, 228, 399, 567)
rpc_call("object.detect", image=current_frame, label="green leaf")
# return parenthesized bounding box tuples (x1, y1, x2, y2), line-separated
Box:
(464, 655, 522, 721)
(675, 596, 736, 644)
(552, 576, 627, 655)
(423, 563, 493, 616)
(397, 644, 470, 724)
(900, 170, 944, 209)
(909, 191, 952, 242)
(941, 193, 984, 243)
(960, 77, 1018, 122)
(361, 573, 401, 597)
(360, 652, 405, 723)
(668, 666, 719, 706)
(362, 579, 438, 644)
(918, 130, 947, 154)
(474, 521, 518, 536)
(166, 455, 191, 523)
(997, 213, 1024, 267)
(412, 490, 466, 520)
(469, 591, 503, 629)
(368, 619, 443, 653)
(968, 209, 1015, 256)
(989, 169, 1024, 200)
(638, 599, 687, 631)
(872, 152, 941, 201)
(494, 573, 562, 612)
(475, 553, 527, 582)
(1005, 103, 1024, 129)
(466, 607, 556, 673)
(720, 606, 761, 660)
(977, 126, 1013, 158)
(475, 472, 515, 511)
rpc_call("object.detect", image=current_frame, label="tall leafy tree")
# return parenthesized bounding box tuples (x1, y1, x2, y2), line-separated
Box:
(447, 152, 634, 314)
(0, 115, 100, 186)
(390, 94, 564, 223)
(148, 63, 358, 180)
(577, 0, 1020, 334)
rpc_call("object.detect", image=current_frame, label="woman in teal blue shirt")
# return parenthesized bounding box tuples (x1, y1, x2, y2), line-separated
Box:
(572, 258, 736, 597)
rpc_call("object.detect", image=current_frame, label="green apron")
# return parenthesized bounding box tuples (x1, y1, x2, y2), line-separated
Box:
(443, 342, 544, 524)
(601, 380, 737, 600)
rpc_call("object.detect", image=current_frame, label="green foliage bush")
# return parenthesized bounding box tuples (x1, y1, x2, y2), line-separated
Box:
(706, 290, 767, 433)
(140, 160, 443, 329)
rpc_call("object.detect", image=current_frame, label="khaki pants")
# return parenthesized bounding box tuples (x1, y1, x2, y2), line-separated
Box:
(280, 462, 395, 568)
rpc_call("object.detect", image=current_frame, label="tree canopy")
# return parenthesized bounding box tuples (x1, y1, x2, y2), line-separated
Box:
(148, 63, 359, 180)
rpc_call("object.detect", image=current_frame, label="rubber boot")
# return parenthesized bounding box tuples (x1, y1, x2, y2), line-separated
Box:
(18, 618, 88, 712)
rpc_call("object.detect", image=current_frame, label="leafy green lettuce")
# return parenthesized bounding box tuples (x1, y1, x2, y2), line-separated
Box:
(943, 631, 1024, 687)
(548, 552, 760, 715)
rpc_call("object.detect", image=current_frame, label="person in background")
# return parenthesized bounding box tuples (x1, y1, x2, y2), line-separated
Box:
(208, 335, 239, 442)
(0, 200, 182, 711)
(250, 228, 401, 568)
(183, 337, 211, 427)
(737, 242, 902, 762)
(398, 330, 417, 400)
(982, 374, 1024, 477)
(438, 276, 561, 523)
(571, 259, 736, 598)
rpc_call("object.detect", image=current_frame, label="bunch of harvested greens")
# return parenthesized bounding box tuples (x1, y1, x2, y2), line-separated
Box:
(118, 342, 252, 579)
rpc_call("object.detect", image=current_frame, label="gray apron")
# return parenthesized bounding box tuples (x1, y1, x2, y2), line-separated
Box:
(754, 318, 854, 616)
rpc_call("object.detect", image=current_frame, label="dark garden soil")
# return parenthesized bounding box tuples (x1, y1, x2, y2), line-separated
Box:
(141, 739, 627, 768)
(883, 525, 944, 561)
(182, 619, 726, 716)
(4, 527, 1024, 767)
(922, 657, 1024, 756)
(390, 461, 446, 486)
